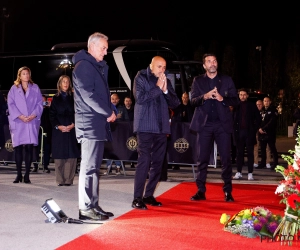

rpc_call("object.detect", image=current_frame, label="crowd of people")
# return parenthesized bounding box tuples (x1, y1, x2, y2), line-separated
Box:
(1, 31, 287, 222)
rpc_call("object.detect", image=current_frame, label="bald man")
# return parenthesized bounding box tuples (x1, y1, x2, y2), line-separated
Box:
(132, 56, 180, 210)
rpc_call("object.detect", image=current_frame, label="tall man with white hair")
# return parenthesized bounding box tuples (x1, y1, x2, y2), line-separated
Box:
(72, 32, 116, 221)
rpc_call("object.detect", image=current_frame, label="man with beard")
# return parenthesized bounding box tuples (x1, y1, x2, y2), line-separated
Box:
(189, 53, 239, 202)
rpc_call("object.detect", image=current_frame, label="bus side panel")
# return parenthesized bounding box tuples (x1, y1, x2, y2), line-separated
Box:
(0, 57, 14, 92)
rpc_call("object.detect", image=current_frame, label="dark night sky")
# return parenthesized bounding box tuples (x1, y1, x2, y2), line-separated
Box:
(1, 1, 300, 59)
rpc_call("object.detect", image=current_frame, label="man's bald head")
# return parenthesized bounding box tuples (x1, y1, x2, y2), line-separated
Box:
(150, 56, 166, 77)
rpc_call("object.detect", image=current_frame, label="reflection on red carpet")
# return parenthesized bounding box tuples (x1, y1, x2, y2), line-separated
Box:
(57, 182, 299, 250)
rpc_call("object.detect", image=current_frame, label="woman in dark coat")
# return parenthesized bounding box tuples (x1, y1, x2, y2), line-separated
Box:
(49, 75, 80, 186)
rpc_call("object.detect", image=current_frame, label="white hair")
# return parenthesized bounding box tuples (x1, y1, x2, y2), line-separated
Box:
(87, 32, 108, 49)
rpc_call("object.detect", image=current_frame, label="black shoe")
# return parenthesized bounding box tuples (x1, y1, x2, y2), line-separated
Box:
(132, 198, 148, 210)
(142, 196, 162, 206)
(172, 165, 180, 170)
(224, 192, 234, 202)
(31, 168, 38, 172)
(64, 184, 71, 186)
(130, 163, 135, 168)
(24, 179, 31, 184)
(13, 175, 23, 183)
(57, 184, 64, 186)
(94, 206, 114, 217)
(190, 191, 206, 201)
(79, 209, 109, 221)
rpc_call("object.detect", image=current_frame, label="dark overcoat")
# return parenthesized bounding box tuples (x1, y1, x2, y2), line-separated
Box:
(49, 93, 80, 159)
(232, 100, 261, 146)
(72, 49, 114, 141)
(133, 67, 180, 134)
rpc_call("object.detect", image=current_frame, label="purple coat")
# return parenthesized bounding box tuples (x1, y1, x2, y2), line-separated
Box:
(7, 84, 43, 147)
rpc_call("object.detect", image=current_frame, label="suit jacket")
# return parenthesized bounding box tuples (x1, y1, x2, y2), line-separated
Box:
(189, 73, 239, 133)
(133, 67, 180, 134)
(260, 105, 278, 139)
(233, 100, 261, 145)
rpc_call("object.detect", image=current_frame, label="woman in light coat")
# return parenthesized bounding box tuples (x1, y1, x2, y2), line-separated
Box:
(7, 66, 43, 183)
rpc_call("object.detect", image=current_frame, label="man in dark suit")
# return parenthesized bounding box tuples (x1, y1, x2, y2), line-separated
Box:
(172, 92, 194, 123)
(120, 96, 134, 121)
(72, 32, 116, 221)
(232, 88, 261, 181)
(189, 53, 239, 202)
(132, 56, 180, 210)
(257, 96, 278, 170)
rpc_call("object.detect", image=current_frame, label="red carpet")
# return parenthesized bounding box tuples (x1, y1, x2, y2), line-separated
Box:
(57, 182, 299, 250)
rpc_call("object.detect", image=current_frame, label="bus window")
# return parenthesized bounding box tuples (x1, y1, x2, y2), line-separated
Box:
(0, 40, 202, 98)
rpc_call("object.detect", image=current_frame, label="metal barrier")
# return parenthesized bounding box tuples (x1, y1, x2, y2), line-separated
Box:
(103, 159, 126, 176)
(1, 121, 218, 178)
(102, 121, 217, 179)
(34, 126, 46, 171)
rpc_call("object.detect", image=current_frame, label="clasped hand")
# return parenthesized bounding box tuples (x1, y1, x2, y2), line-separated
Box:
(107, 112, 117, 122)
(19, 114, 36, 123)
(58, 123, 74, 132)
(156, 74, 167, 92)
(258, 128, 266, 134)
(205, 87, 223, 101)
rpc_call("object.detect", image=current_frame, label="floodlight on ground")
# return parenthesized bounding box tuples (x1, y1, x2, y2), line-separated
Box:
(41, 198, 83, 224)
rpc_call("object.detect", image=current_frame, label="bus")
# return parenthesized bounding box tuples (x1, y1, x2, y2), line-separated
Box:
(0, 39, 202, 102)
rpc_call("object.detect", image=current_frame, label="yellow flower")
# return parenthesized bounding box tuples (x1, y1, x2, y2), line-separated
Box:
(244, 209, 252, 215)
(220, 213, 230, 224)
(242, 209, 252, 219)
(238, 211, 244, 216)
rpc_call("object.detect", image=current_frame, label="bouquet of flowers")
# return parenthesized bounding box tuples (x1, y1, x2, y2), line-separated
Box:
(273, 127, 300, 244)
(220, 206, 282, 239)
